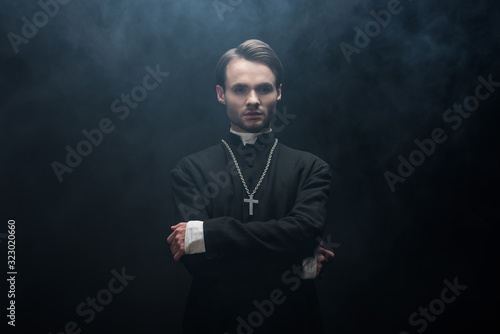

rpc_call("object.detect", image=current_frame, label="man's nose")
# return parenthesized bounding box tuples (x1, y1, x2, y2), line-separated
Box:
(246, 90, 260, 108)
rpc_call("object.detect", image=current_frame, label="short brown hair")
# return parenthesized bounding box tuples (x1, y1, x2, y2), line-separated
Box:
(215, 39, 283, 89)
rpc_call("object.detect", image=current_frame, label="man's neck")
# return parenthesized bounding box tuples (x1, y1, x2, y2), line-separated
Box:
(229, 128, 272, 145)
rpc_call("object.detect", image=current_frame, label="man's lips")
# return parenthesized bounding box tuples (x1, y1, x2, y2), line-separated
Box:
(243, 111, 263, 118)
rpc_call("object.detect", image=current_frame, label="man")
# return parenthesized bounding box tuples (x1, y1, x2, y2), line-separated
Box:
(168, 39, 333, 334)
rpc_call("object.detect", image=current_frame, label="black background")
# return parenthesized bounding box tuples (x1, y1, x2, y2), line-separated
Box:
(1, 0, 499, 333)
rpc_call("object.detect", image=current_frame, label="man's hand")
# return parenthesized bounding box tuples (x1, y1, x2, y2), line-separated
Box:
(316, 242, 335, 278)
(167, 223, 188, 261)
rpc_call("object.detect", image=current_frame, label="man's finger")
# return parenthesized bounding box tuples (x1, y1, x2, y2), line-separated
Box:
(174, 248, 185, 261)
(319, 247, 334, 260)
(167, 228, 179, 244)
(318, 254, 326, 263)
(170, 234, 178, 249)
(171, 237, 180, 253)
(171, 243, 180, 256)
(174, 252, 182, 262)
(319, 246, 334, 255)
(171, 222, 186, 229)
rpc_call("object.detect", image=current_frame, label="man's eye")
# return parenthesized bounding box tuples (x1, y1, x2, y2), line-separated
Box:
(259, 87, 272, 93)
(234, 87, 245, 93)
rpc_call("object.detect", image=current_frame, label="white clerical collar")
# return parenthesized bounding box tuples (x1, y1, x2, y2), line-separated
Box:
(230, 128, 273, 145)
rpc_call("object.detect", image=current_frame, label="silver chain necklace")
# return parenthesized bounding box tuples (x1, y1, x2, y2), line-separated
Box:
(221, 138, 278, 215)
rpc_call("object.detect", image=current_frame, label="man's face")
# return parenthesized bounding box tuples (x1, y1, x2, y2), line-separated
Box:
(216, 58, 282, 133)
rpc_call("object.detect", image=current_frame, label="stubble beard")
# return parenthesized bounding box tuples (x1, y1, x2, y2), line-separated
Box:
(231, 107, 276, 133)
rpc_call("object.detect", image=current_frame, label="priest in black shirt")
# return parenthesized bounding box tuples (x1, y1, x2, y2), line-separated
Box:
(168, 39, 333, 334)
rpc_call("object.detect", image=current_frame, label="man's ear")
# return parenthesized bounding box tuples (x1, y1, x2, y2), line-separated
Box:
(216, 85, 226, 105)
(277, 83, 282, 101)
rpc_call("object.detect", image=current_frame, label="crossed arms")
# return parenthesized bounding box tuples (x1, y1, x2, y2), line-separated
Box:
(167, 153, 334, 278)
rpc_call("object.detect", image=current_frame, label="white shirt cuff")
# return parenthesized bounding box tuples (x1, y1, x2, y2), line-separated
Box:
(301, 252, 318, 279)
(184, 220, 206, 254)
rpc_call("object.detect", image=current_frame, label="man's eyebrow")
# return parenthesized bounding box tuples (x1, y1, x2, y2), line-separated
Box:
(230, 82, 274, 88)
(231, 83, 249, 88)
(256, 82, 274, 88)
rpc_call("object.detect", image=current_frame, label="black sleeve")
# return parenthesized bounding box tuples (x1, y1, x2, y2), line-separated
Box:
(171, 165, 211, 223)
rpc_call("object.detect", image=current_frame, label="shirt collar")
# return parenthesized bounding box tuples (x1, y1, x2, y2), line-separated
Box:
(229, 128, 273, 146)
